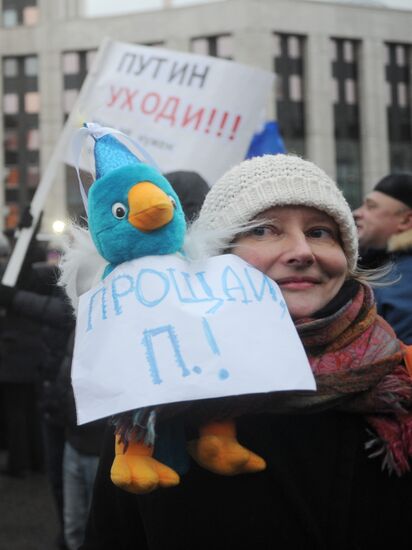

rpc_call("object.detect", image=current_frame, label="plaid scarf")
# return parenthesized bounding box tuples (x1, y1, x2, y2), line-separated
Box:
(296, 282, 412, 475)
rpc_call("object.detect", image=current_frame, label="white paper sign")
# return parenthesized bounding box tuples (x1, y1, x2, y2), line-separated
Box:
(72, 254, 315, 424)
(65, 39, 274, 185)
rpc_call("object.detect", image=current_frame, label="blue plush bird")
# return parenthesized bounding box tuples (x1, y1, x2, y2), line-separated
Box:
(83, 127, 192, 493)
(87, 134, 186, 277)
(67, 124, 266, 495)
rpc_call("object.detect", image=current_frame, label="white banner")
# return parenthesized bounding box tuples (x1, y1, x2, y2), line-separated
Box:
(72, 254, 315, 424)
(65, 38, 274, 185)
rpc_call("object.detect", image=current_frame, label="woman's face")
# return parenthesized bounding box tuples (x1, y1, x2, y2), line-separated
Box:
(233, 206, 348, 320)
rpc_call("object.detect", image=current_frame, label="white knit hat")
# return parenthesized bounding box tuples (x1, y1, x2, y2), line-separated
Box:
(197, 154, 358, 271)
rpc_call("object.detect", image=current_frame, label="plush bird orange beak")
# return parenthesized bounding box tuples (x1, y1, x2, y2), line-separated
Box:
(128, 181, 174, 232)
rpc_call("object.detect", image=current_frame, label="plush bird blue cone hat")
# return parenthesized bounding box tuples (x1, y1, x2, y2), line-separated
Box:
(81, 121, 159, 178)
(78, 122, 186, 274)
(93, 132, 142, 178)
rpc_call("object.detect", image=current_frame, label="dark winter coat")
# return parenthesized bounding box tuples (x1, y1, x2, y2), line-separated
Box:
(82, 412, 412, 550)
(0, 262, 74, 386)
(51, 329, 106, 455)
(0, 313, 45, 383)
(374, 228, 412, 344)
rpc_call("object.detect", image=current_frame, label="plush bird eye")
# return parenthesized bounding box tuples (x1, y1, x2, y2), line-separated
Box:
(169, 196, 177, 209)
(111, 202, 128, 219)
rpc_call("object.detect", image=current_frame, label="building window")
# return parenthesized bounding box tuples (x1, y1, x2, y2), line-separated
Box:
(385, 43, 412, 173)
(26, 128, 40, 150)
(24, 91, 40, 113)
(332, 38, 362, 208)
(3, 93, 19, 114)
(3, 58, 18, 78)
(191, 34, 233, 60)
(24, 56, 38, 77)
(4, 129, 18, 151)
(5, 203, 19, 228)
(63, 53, 80, 75)
(27, 164, 40, 187)
(2, 0, 38, 28)
(3, 9, 18, 27)
(274, 33, 305, 157)
(22, 5, 38, 26)
(2, 55, 39, 228)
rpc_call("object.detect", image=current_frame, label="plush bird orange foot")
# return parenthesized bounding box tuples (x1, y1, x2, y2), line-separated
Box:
(111, 436, 180, 494)
(188, 420, 266, 475)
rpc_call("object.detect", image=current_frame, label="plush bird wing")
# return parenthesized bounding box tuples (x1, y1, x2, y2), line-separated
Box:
(59, 223, 108, 314)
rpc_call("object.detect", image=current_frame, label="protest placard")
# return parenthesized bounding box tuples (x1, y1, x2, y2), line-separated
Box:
(72, 254, 315, 424)
(65, 38, 275, 185)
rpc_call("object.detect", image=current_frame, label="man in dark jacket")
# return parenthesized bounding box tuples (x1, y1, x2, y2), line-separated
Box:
(354, 173, 412, 343)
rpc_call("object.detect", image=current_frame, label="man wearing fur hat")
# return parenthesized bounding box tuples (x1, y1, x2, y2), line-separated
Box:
(354, 173, 412, 343)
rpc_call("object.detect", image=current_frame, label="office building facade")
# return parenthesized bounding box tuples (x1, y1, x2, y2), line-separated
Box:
(1, 0, 411, 232)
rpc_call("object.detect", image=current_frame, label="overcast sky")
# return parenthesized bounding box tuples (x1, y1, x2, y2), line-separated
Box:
(84, 0, 412, 16)
(84, 0, 220, 16)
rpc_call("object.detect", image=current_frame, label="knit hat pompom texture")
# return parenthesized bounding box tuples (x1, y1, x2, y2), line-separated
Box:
(198, 154, 358, 271)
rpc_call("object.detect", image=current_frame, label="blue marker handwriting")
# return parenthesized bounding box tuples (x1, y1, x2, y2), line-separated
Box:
(85, 262, 286, 332)
(140, 317, 229, 385)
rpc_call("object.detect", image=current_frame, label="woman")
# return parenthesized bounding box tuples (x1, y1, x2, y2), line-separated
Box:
(81, 155, 412, 550)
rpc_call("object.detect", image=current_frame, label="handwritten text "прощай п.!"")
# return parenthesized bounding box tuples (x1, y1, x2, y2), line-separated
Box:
(85, 262, 287, 332)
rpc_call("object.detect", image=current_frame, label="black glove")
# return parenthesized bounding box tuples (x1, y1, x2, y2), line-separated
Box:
(19, 207, 33, 229)
(0, 284, 17, 308)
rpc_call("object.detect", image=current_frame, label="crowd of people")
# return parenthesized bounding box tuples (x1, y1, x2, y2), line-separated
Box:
(1, 154, 412, 550)
(0, 227, 106, 550)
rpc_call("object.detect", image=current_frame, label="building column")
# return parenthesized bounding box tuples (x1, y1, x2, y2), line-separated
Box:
(38, 44, 66, 234)
(232, 29, 276, 119)
(305, 33, 335, 179)
(359, 38, 389, 195)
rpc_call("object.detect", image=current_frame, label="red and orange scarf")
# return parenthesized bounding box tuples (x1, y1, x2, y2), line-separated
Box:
(296, 282, 412, 475)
